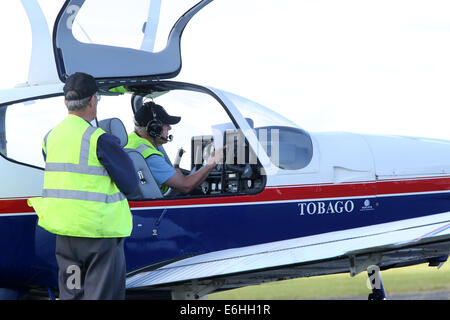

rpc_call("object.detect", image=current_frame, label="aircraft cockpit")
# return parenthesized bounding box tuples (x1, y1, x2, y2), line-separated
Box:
(0, 81, 315, 201)
(127, 83, 269, 199)
(123, 82, 314, 199)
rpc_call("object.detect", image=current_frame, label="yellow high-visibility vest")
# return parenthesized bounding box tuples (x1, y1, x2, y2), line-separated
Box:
(28, 115, 132, 238)
(125, 132, 169, 193)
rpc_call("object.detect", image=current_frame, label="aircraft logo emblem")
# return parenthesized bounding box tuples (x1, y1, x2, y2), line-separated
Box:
(360, 199, 375, 212)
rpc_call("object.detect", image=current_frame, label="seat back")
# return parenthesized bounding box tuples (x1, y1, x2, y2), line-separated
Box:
(124, 149, 163, 200)
(97, 118, 128, 147)
(98, 118, 163, 200)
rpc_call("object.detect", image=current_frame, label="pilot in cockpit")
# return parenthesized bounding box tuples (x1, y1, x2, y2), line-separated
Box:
(125, 101, 223, 195)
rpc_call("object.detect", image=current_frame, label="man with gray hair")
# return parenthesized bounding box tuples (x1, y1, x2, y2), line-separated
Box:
(29, 72, 138, 299)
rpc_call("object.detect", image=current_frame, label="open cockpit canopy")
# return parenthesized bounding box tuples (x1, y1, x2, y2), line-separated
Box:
(53, 0, 212, 86)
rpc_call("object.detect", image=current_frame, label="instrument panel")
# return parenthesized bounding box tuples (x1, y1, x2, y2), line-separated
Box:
(191, 130, 265, 195)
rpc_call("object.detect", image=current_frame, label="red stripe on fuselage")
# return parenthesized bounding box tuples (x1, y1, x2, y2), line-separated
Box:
(129, 176, 450, 208)
(1, 176, 450, 214)
(0, 198, 35, 214)
(377, 176, 450, 195)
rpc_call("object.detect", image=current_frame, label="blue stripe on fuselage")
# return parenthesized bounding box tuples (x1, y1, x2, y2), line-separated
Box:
(1, 191, 449, 288)
(125, 191, 450, 271)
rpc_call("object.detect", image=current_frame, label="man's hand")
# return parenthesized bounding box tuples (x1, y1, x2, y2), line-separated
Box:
(166, 146, 226, 194)
(207, 146, 225, 167)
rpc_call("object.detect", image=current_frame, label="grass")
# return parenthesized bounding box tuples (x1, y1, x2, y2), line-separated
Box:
(209, 262, 450, 300)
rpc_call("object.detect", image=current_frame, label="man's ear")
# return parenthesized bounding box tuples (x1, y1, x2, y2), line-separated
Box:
(90, 95, 96, 107)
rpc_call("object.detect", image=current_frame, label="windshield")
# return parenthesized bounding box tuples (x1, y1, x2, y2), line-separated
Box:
(221, 90, 303, 129)
(221, 91, 313, 170)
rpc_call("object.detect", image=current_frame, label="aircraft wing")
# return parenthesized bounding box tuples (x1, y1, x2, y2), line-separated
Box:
(126, 212, 450, 290)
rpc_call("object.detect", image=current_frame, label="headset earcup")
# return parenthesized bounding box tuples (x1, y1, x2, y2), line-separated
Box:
(147, 119, 163, 137)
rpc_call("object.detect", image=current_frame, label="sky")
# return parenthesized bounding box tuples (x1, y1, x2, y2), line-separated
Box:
(1, 0, 450, 141)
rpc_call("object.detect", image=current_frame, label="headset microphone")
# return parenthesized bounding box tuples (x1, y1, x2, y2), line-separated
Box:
(160, 134, 173, 142)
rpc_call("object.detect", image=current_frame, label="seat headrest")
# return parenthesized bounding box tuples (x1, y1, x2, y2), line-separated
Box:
(98, 118, 128, 147)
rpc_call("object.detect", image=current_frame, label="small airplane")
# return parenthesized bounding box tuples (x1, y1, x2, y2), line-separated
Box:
(1, 0, 449, 300)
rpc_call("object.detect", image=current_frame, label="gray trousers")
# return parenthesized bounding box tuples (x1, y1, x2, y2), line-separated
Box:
(55, 235, 126, 300)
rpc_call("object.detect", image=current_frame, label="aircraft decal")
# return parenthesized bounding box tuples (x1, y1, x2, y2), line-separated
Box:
(1, 175, 449, 215)
(131, 175, 450, 210)
(297, 200, 356, 216)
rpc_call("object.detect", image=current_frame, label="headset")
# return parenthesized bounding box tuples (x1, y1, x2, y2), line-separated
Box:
(145, 101, 173, 142)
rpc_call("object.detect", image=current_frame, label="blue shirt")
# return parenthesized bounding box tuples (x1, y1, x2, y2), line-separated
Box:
(145, 154, 176, 186)
(97, 133, 138, 196)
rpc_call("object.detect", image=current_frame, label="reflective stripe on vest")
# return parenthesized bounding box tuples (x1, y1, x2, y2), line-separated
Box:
(136, 143, 152, 155)
(41, 189, 126, 203)
(44, 126, 108, 177)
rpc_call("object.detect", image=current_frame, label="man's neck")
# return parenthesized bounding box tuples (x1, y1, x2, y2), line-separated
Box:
(69, 111, 93, 123)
